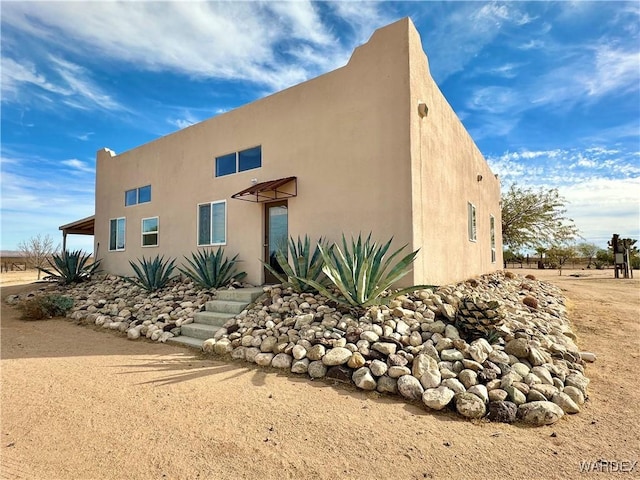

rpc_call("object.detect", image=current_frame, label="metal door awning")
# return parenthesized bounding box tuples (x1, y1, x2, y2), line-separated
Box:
(231, 176, 297, 203)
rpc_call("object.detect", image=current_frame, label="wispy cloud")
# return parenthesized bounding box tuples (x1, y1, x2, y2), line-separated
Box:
(1, 55, 124, 111)
(61, 158, 95, 174)
(1, 2, 390, 92)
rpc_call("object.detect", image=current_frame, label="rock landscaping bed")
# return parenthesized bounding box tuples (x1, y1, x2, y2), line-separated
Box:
(6, 271, 594, 426)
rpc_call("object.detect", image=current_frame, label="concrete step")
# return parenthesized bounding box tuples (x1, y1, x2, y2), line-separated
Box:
(166, 336, 203, 350)
(193, 310, 235, 326)
(180, 323, 222, 341)
(215, 287, 264, 304)
(206, 299, 248, 315)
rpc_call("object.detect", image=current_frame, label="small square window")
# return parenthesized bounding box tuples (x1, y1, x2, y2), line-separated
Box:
(238, 146, 261, 172)
(215, 153, 237, 177)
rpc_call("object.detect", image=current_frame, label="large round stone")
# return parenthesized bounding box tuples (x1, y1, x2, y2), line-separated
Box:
(352, 367, 377, 391)
(455, 392, 486, 419)
(422, 386, 455, 410)
(518, 401, 565, 426)
(322, 347, 353, 366)
(397, 375, 424, 401)
(487, 401, 517, 423)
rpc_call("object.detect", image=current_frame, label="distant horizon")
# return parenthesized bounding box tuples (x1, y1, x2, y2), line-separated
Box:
(2, 2, 638, 252)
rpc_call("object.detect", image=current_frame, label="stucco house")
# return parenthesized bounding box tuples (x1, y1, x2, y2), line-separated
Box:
(61, 17, 502, 288)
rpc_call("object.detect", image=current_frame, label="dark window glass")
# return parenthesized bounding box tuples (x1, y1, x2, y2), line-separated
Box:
(138, 185, 151, 203)
(198, 204, 211, 245)
(215, 153, 236, 177)
(125, 189, 137, 206)
(238, 146, 261, 172)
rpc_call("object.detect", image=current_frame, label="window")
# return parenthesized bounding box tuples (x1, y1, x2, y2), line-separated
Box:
(216, 153, 236, 177)
(198, 200, 226, 245)
(238, 146, 261, 172)
(468, 202, 477, 242)
(142, 217, 159, 247)
(109, 218, 126, 251)
(125, 185, 152, 206)
(490, 215, 496, 262)
(215, 146, 261, 177)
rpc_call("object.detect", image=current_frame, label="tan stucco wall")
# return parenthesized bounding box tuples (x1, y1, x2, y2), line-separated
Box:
(405, 20, 503, 285)
(94, 17, 501, 287)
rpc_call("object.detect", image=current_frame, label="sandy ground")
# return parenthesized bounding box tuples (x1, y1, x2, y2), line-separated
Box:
(1, 268, 638, 480)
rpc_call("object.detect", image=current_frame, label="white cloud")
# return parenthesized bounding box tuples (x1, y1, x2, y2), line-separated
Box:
(61, 159, 95, 174)
(1, 2, 388, 92)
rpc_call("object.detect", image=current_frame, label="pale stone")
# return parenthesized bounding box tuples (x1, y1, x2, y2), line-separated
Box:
(127, 328, 140, 340)
(292, 345, 307, 360)
(376, 375, 398, 394)
(397, 375, 424, 401)
(458, 369, 478, 389)
(231, 347, 246, 360)
(440, 349, 464, 362)
(370, 359, 388, 377)
(291, 358, 310, 374)
(441, 378, 466, 394)
(322, 347, 352, 366)
(505, 338, 530, 358)
(412, 353, 439, 379)
(565, 373, 590, 395)
(504, 385, 526, 405)
(562, 386, 585, 405)
(388, 366, 411, 378)
(352, 367, 377, 390)
(518, 401, 564, 426)
(260, 336, 278, 353)
(371, 342, 397, 356)
(307, 344, 326, 361)
(254, 353, 274, 366)
(552, 392, 580, 414)
(420, 370, 442, 389)
(580, 351, 597, 363)
(531, 366, 553, 385)
(422, 386, 455, 410)
(214, 338, 233, 355)
(467, 384, 489, 404)
(202, 338, 216, 353)
(455, 392, 486, 419)
(307, 361, 327, 379)
(272, 353, 293, 369)
(488, 389, 508, 402)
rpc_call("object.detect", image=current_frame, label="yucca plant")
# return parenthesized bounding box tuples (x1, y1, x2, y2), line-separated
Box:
(298, 233, 424, 309)
(40, 250, 101, 285)
(126, 255, 177, 292)
(179, 248, 246, 289)
(262, 235, 330, 293)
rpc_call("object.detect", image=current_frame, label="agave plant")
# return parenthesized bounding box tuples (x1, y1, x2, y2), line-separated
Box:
(126, 255, 177, 292)
(40, 250, 101, 285)
(299, 233, 423, 309)
(179, 248, 246, 289)
(262, 235, 330, 293)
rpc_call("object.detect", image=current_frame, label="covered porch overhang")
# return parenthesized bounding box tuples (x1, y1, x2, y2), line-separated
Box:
(59, 215, 95, 251)
(231, 176, 297, 203)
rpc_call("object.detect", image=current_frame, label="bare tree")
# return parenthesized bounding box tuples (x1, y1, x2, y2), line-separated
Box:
(17, 234, 59, 280)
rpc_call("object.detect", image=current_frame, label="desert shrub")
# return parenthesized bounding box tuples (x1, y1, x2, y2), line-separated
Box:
(525, 274, 536, 280)
(298, 233, 426, 309)
(126, 255, 177, 292)
(180, 248, 246, 289)
(504, 271, 515, 279)
(522, 296, 538, 309)
(520, 283, 533, 291)
(39, 250, 101, 285)
(20, 294, 74, 320)
(262, 235, 330, 293)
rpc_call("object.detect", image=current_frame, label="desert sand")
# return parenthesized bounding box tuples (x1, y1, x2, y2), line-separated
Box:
(1, 268, 638, 480)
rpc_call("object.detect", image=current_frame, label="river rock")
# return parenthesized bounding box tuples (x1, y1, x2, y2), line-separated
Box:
(352, 367, 377, 390)
(322, 347, 352, 366)
(377, 375, 398, 394)
(455, 392, 486, 419)
(487, 401, 517, 423)
(397, 375, 424, 401)
(422, 386, 455, 410)
(562, 386, 585, 405)
(518, 401, 564, 426)
(552, 392, 580, 414)
(308, 361, 327, 379)
(272, 353, 293, 369)
(254, 353, 274, 366)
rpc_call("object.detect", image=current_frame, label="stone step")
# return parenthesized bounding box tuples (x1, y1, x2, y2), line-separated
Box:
(215, 287, 264, 303)
(206, 299, 248, 315)
(193, 310, 235, 326)
(180, 323, 222, 341)
(166, 335, 204, 350)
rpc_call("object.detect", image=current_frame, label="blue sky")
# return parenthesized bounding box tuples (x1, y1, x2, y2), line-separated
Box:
(1, 1, 639, 253)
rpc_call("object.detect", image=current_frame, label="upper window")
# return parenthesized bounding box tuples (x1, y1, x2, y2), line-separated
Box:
(215, 146, 261, 177)
(490, 215, 496, 262)
(142, 217, 159, 247)
(125, 185, 151, 206)
(468, 202, 477, 242)
(109, 217, 126, 251)
(198, 200, 226, 246)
